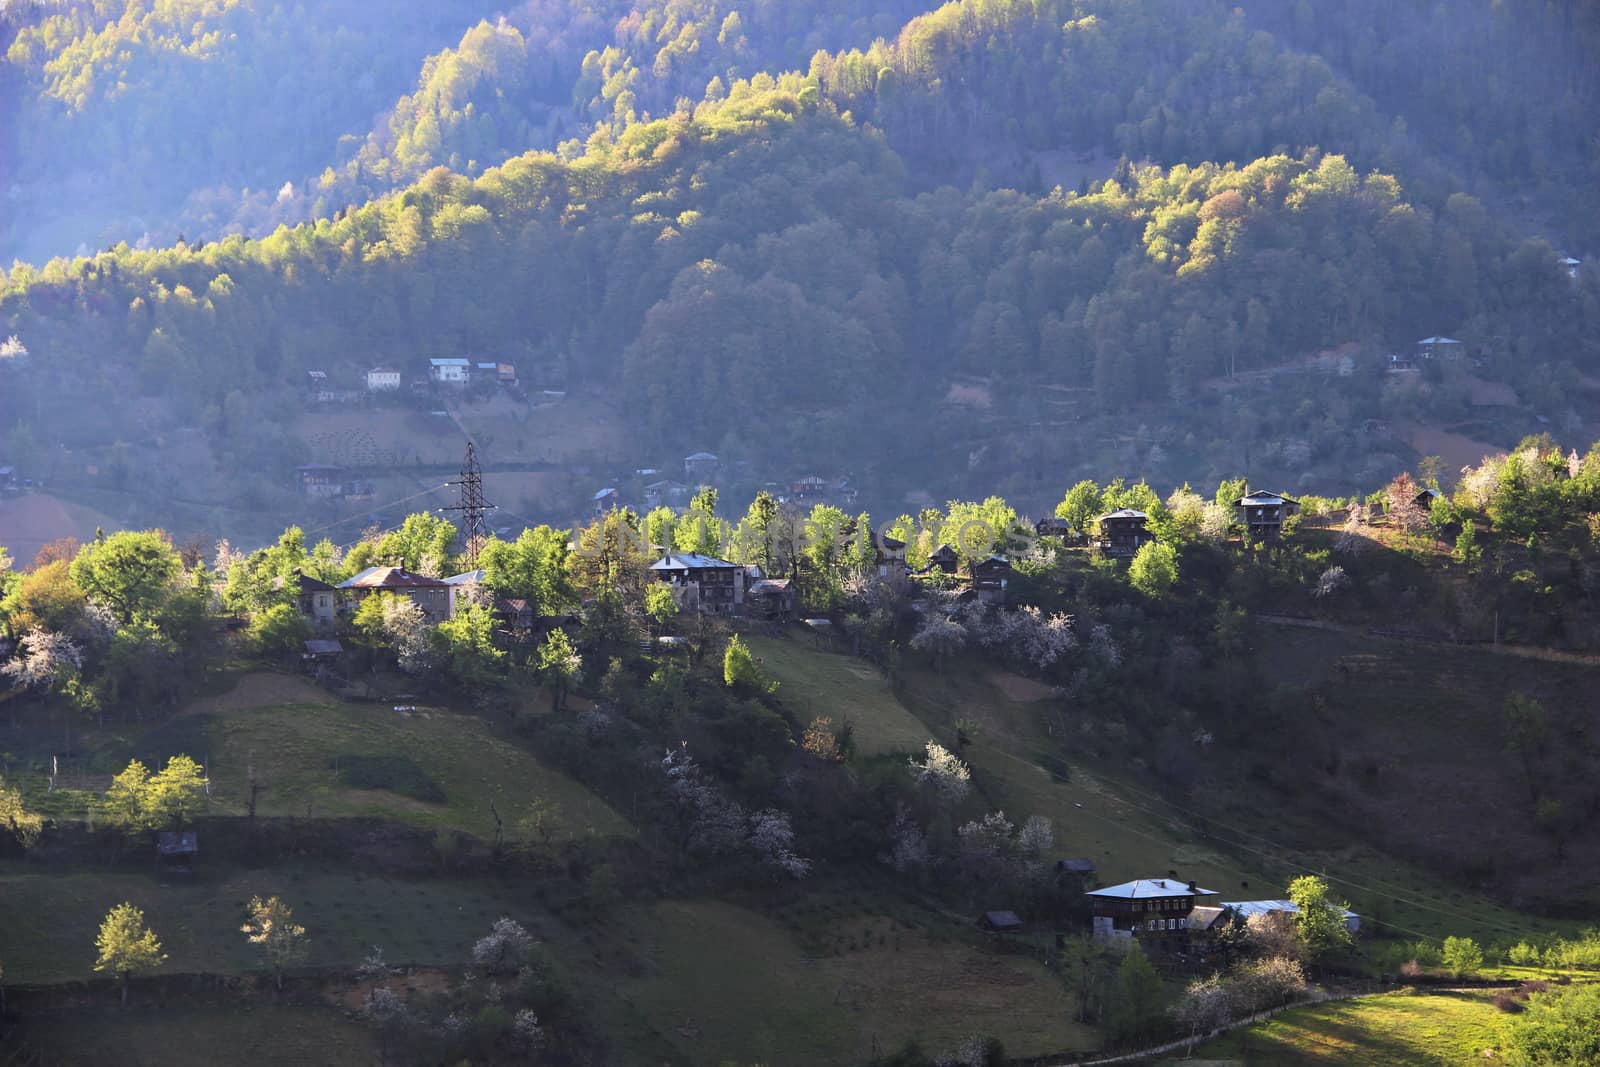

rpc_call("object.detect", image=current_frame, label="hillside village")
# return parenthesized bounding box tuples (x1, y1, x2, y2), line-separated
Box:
(4, 430, 1600, 1061)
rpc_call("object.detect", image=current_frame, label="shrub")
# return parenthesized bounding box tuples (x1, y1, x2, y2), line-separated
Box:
(1494, 991, 1525, 1013)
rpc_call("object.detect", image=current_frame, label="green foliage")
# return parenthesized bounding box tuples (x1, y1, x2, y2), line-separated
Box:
(433, 600, 506, 690)
(101, 755, 208, 833)
(1109, 949, 1165, 1043)
(722, 634, 770, 692)
(331, 755, 446, 804)
(247, 603, 312, 659)
(1504, 984, 1600, 1066)
(644, 584, 680, 627)
(1441, 935, 1484, 977)
(0, 777, 44, 848)
(1453, 522, 1482, 570)
(69, 531, 181, 623)
(94, 902, 166, 980)
(479, 526, 573, 614)
(1286, 875, 1353, 961)
(1128, 541, 1178, 597)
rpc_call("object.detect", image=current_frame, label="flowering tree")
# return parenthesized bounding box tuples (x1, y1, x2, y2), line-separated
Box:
(471, 917, 535, 976)
(1, 629, 82, 697)
(909, 741, 971, 803)
(241, 895, 308, 991)
(746, 809, 811, 878)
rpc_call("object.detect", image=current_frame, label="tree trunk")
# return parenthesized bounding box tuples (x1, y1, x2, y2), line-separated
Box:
(120, 971, 129, 1007)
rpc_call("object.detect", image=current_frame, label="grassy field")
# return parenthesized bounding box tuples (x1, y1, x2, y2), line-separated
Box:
(8, 1002, 377, 1065)
(0, 861, 550, 983)
(1175, 989, 1510, 1065)
(26, 672, 634, 843)
(746, 635, 929, 756)
(602, 897, 1092, 1065)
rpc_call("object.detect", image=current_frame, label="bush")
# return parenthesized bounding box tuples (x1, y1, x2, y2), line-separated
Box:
(331, 754, 446, 803)
(1494, 991, 1525, 1013)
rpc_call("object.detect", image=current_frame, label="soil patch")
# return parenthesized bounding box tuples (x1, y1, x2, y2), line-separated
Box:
(989, 670, 1055, 703)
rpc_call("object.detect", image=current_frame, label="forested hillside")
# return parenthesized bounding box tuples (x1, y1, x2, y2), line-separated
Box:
(4, 0, 1600, 533)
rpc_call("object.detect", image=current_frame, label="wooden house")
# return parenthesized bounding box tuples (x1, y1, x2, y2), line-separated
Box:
(643, 479, 690, 509)
(970, 555, 1012, 605)
(1094, 510, 1151, 558)
(979, 910, 1023, 933)
(338, 567, 451, 624)
(870, 529, 910, 591)
(1087, 878, 1218, 939)
(1035, 516, 1076, 542)
(747, 578, 797, 620)
(788, 475, 829, 502)
(1238, 490, 1299, 543)
(295, 464, 344, 499)
(683, 452, 720, 483)
(649, 552, 746, 614)
(1416, 336, 1463, 362)
(592, 487, 619, 516)
(928, 543, 960, 574)
(1056, 858, 1097, 877)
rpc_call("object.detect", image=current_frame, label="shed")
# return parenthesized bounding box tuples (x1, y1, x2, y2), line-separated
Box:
(1057, 858, 1097, 875)
(156, 831, 198, 871)
(980, 910, 1023, 932)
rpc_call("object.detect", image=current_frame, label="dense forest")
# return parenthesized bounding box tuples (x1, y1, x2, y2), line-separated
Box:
(3, 0, 1600, 524)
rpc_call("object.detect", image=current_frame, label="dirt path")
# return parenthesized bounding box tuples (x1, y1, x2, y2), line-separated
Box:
(1256, 614, 1600, 667)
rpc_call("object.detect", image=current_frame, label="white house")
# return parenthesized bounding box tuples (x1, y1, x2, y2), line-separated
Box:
(1561, 256, 1582, 281)
(366, 367, 401, 391)
(429, 358, 471, 384)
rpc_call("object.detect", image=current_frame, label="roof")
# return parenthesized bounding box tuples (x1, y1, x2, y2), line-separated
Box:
(1057, 858, 1097, 873)
(303, 639, 344, 655)
(593, 487, 618, 500)
(1087, 879, 1219, 899)
(1561, 256, 1581, 265)
(156, 831, 198, 855)
(443, 569, 485, 585)
(749, 579, 793, 595)
(872, 529, 906, 551)
(1221, 900, 1359, 921)
(644, 479, 688, 491)
(1240, 490, 1297, 506)
(338, 566, 448, 590)
(684, 452, 718, 461)
(651, 552, 739, 571)
(1186, 906, 1229, 931)
(983, 910, 1023, 929)
(475, 362, 498, 370)
(1036, 516, 1072, 531)
(1096, 509, 1148, 521)
(368, 366, 399, 374)
(430, 357, 471, 366)
(273, 571, 336, 593)
(1416, 336, 1461, 345)
(296, 463, 342, 473)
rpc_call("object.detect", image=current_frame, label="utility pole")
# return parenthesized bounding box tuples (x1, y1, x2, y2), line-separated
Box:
(443, 440, 496, 566)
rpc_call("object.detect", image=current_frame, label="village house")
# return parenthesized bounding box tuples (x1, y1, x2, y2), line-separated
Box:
(338, 566, 451, 624)
(275, 572, 338, 631)
(747, 577, 797, 620)
(649, 552, 746, 614)
(870, 529, 910, 591)
(788, 475, 829, 503)
(592, 487, 619, 516)
(496, 362, 517, 384)
(971, 555, 1012, 605)
(366, 367, 402, 391)
(927, 543, 960, 574)
(442, 569, 489, 617)
(475, 361, 499, 380)
(1561, 256, 1581, 281)
(1094, 509, 1152, 558)
(295, 464, 344, 499)
(643, 479, 690, 509)
(1386, 351, 1416, 373)
(683, 451, 720, 483)
(1414, 487, 1443, 509)
(1087, 878, 1219, 940)
(429, 357, 471, 384)
(1238, 490, 1300, 543)
(1035, 516, 1074, 541)
(1416, 336, 1463, 361)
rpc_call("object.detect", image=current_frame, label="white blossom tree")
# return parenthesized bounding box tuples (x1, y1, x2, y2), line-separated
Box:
(381, 595, 433, 674)
(471, 917, 534, 975)
(909, 741, 971, 803)
(1, 629, 82, 695)
(746, 808, 811, 878)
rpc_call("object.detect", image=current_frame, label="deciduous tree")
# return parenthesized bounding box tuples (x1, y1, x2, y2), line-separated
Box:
(95, 902, 166, 1006)
(241, 895, 308, 991)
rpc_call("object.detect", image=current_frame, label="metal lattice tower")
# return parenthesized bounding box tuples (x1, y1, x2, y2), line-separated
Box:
(443, 440, 496, 565)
